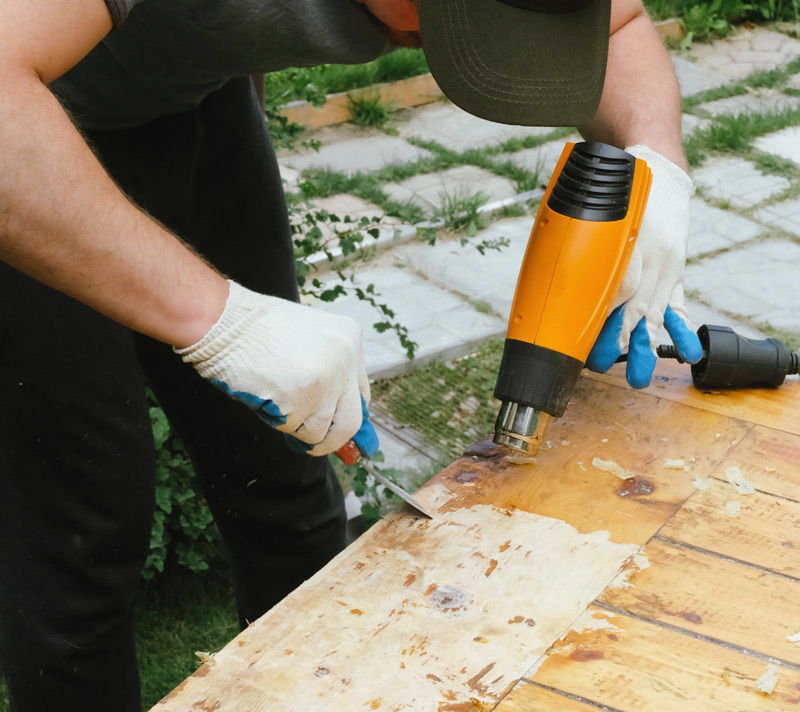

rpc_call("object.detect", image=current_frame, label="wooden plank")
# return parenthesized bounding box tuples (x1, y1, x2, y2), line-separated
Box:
(152, 376, 748, 712)
(452, 376, 751, 545)
(659, 484, 800, 578)
(716, 425, 800, 502)
(599, 539, 800, 665)
(512, 606, 800, 711)
(587, 359, 800, 436)
(492, 682, 608, 710)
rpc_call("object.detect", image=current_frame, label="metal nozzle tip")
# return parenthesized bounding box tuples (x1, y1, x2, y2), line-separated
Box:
(493, 402, 551, 456)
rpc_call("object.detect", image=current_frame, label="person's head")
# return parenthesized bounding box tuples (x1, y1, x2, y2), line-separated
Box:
(359, 0, 611, 128)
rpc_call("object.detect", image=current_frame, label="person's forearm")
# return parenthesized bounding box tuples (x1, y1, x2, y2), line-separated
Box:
(0, 70, 229, 348)
(579, 1, 687, 171)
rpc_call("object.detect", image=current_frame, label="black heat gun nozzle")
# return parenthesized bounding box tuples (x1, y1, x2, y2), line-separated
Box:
(616, 324, 800, 389)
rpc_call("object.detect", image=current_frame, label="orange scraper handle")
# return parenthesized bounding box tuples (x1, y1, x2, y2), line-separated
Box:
(335, 440, 362, 465)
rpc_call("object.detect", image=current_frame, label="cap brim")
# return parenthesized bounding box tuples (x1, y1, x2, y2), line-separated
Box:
(418, 0, 611, 127)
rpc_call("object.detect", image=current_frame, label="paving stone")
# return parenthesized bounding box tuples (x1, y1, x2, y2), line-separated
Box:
(682, 113, 712, 137)
(695, 88, 800, 117)
(684, 239, 800, 334)
(691, 156, 791, 209)
(671, 55, 731, 96)
(494, 136, 580, 182)
(685, 27, 800, 80)
(310, 266, 505, 378)
(686, 198, 767, 257)
(279, 124, 432, 175)
(396, 218, 532, 320)
(753, 125, 800, 165)
(786, 72, 800, 90)
(397, 101, 553, 153)
(382, 165, 517, 216)
(754, 197, 800, 236)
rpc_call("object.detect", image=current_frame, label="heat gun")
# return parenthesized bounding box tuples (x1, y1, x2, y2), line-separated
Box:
(493, 142, 799, 456)
(492, 141, 652, 455)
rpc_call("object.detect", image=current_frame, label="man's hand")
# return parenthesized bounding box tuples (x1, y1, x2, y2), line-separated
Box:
(176, 281, 379, 458)
(585, 146, 703, 387)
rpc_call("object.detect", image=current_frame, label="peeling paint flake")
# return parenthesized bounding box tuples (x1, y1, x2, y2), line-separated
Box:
(755, 663, 781, 696)
(592, 458, 634, 480)
(726, 466, 756, 495)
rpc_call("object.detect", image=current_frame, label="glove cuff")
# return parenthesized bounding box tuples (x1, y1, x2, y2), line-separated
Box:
(174, 280, 258, 363)
(625, 145, 694, 202)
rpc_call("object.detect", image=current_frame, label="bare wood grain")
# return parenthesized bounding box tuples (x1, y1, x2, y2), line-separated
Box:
(588, 360, 800, 436)
(523, 606, 800, 711)
(599, 539, 800, 665)
(659, 485, 800, 578)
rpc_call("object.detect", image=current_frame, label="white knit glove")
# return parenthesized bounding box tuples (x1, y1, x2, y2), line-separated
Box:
(586, 145, 703, 388)
(176, 280, 374, 457)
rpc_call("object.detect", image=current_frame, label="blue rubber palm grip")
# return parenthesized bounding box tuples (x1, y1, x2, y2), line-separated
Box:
(284, 396, 379, 458)
(586, 304, 625, 374)
(208, 379, 287, 427)
(664, 306, 703, 364)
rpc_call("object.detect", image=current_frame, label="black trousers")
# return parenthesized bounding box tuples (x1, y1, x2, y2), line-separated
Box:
(0, 78, 346, 712)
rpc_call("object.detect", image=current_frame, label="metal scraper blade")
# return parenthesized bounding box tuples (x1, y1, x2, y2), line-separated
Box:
(370, 469, 434, 519)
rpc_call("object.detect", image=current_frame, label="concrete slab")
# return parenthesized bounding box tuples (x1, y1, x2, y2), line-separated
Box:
(691, 156, 791, 209)
(686, 198, 767, 257)
(695, 88, 800, 117)
(684, 238, 800, 334)
(397, 101, 553, 153)
(753, 125, 800, 165)
(671, 55, 732, 96)
(279, 124, 433, 176)
(494, 137, 580, 183)
(685, 26, 800, 80)
(310, 266, 505, 378)
(382, 165, 517, 216)
(682, 113, 712, 137)
(396, 218, 532, 320)
(755, 197, 800, 236)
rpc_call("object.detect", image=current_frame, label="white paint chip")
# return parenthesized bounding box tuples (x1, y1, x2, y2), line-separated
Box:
(787, 631, 800, 646)
(663, 459, 685, 469)
(726, 501, 741, 518)
(693, 476, 714, 491)
(755, 662, 781, 696)
(726, 466, 756, 495)
(592, 458, 634, 480)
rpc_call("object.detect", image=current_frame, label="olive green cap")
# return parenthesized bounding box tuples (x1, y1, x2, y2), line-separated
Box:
(418, 0, 611, 127)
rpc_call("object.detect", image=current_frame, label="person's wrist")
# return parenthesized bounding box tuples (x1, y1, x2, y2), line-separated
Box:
(170, 276, 231, 350)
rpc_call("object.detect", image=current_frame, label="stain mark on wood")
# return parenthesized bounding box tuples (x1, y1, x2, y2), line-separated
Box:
(429, 585, 471, 613)
(499, 541, 511, 552)
(617, 477, 656, 499)
(683, 612, 702, 624)
(570, 649, 604, 662)
(467, 662, 497, 695)
(455, 471, 480, 483)
(484, 559, 498, 577)
(351, 609, 364, 616)
(508, 616, 524, 624)
(314, 667, 329, 677)
(404, 573, 417, 586)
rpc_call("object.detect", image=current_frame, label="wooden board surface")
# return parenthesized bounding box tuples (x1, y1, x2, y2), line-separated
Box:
(588, 359, 800, 436)
(499, 606, 800, 711)
(153, 366, 800, 712)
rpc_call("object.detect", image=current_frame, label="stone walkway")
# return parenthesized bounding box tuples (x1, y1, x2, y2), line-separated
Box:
(277, 24, 800, 499)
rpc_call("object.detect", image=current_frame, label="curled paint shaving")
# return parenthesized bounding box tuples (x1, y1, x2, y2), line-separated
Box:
(726, 466, 755, 495)
(755, 663, 780, 695)
(786, 631, 800, 646)
(591, 458, 634, 480)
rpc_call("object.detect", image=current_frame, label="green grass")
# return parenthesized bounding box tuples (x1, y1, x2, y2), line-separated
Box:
(0, 566, 239, 711)
(371, 338, 505, 462)
(265, 49, 429, 107)
(347, 93, 396, 129)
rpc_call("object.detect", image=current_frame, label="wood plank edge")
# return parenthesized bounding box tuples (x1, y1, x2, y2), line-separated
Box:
(592, 601, 800, 673)
(504, 681, 626, 712)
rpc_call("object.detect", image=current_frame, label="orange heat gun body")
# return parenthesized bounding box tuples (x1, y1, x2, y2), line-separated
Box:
(493, 142, 652, 454)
